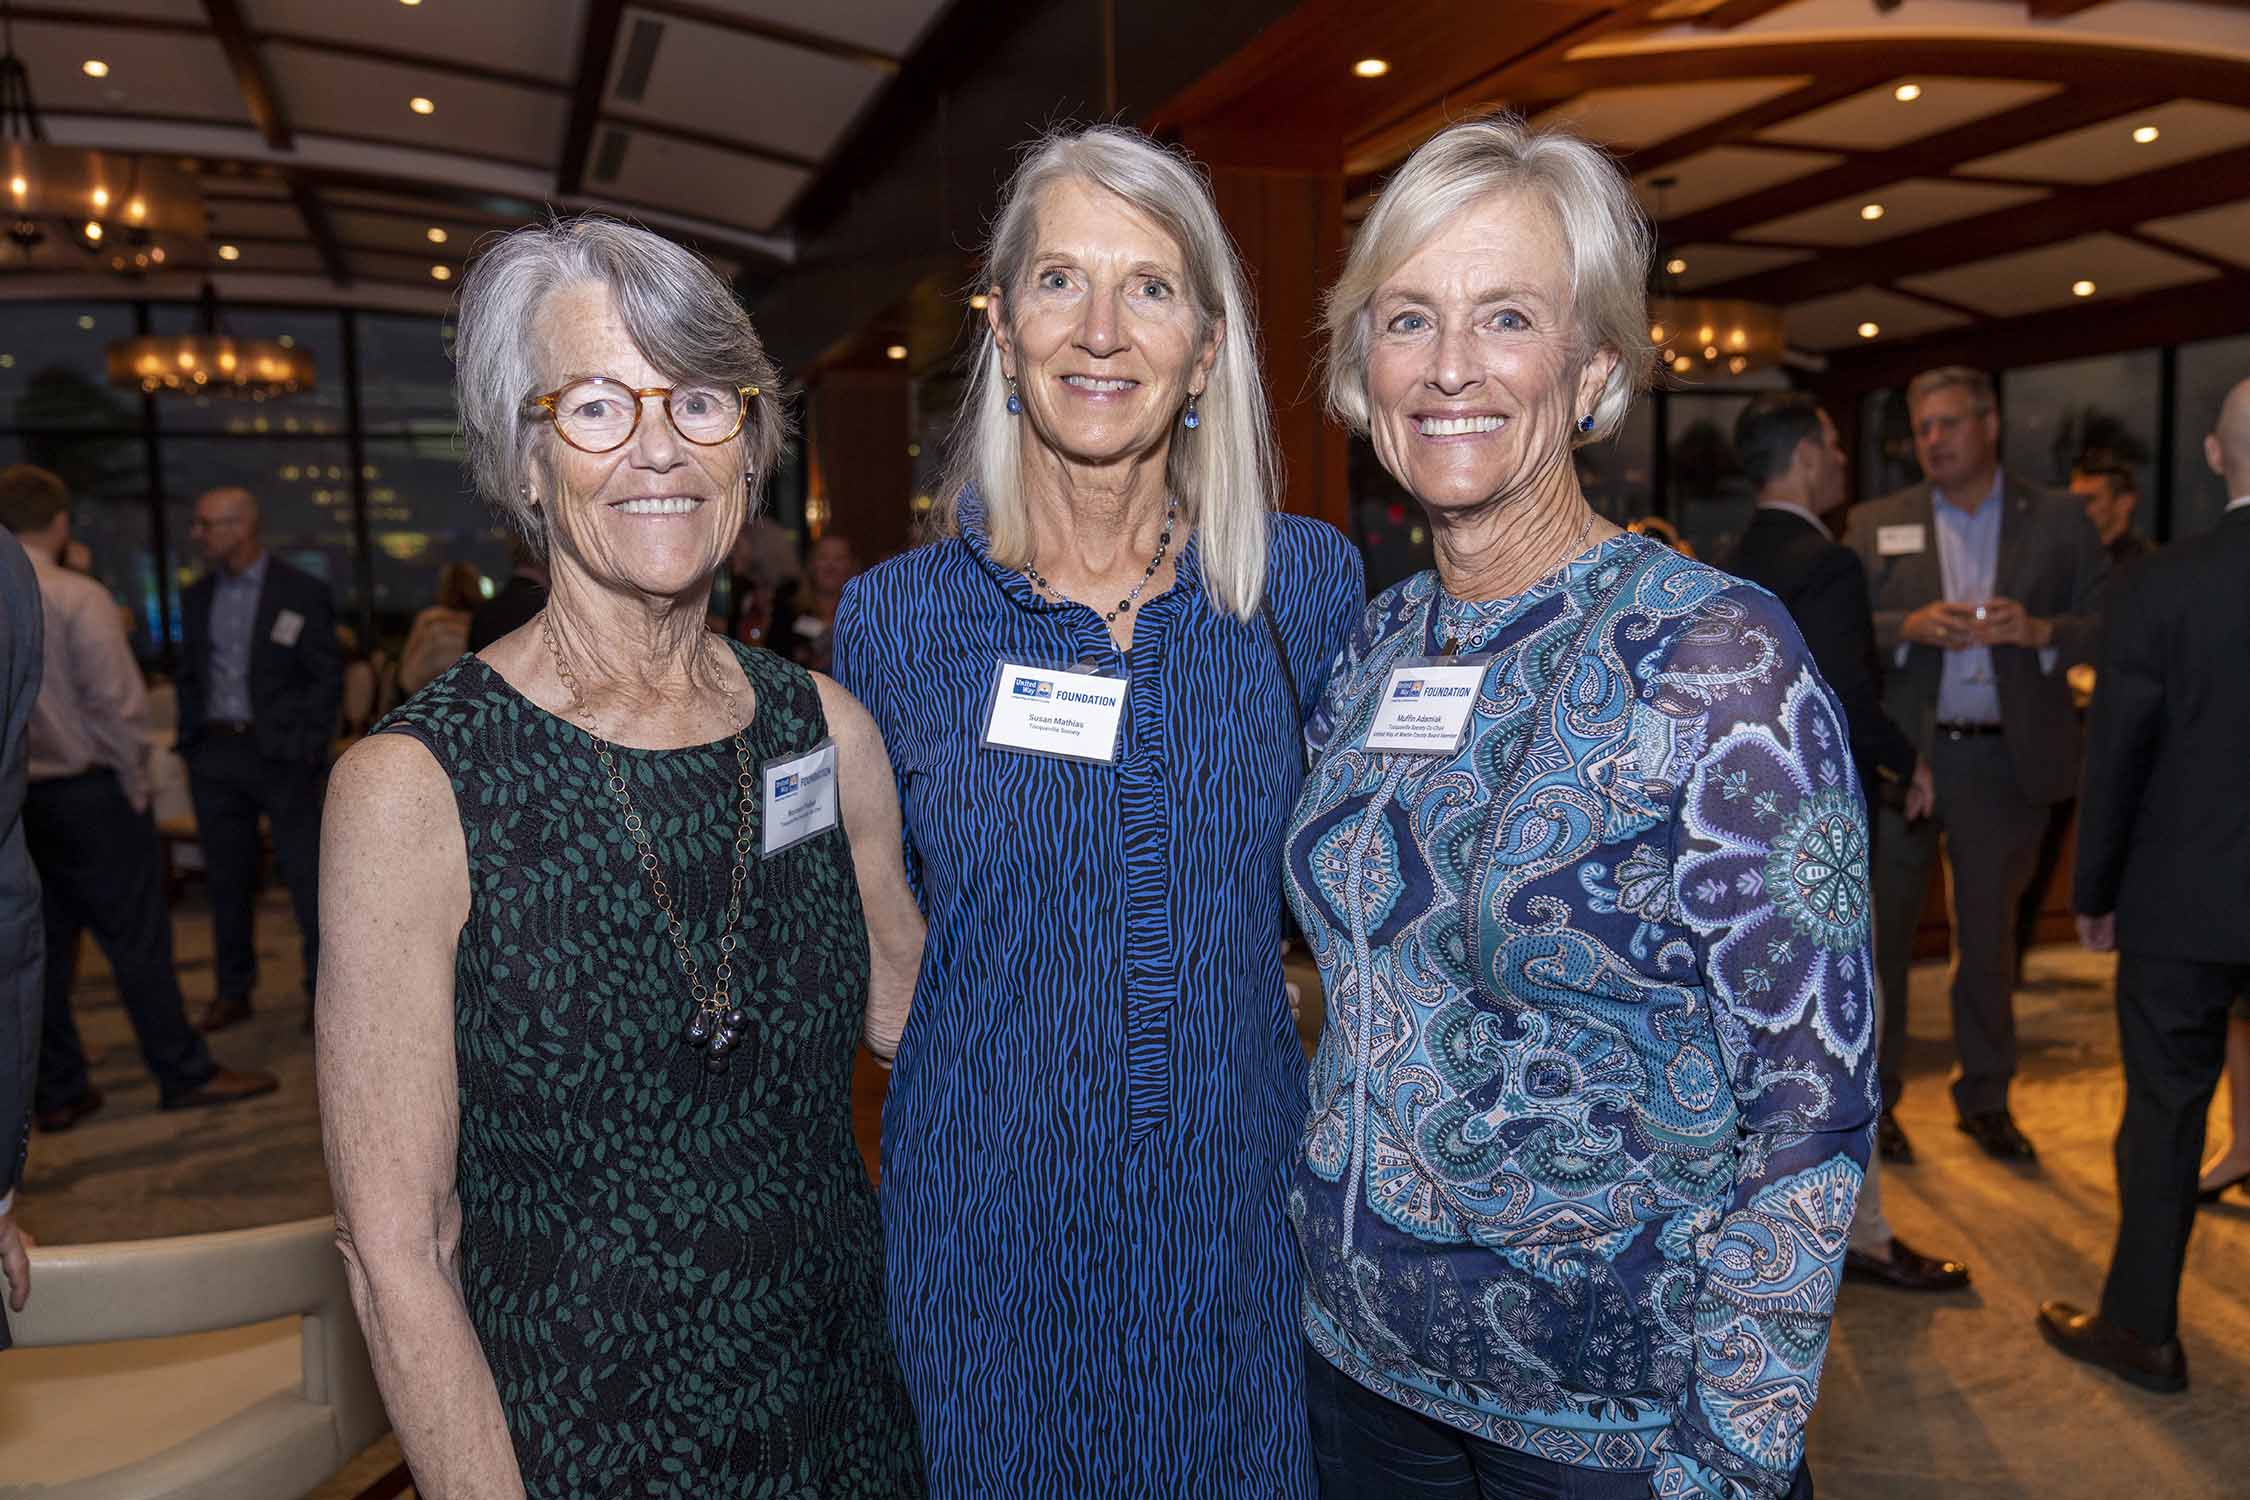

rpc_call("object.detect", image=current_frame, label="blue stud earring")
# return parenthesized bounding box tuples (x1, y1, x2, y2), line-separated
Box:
(1578, 414, 1596, 433)
(1005, 377, 1021, 415)
(1183, 392, 1201, 430)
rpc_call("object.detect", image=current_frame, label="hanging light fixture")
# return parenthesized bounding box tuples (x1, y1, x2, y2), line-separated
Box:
(1, 3, 206, 274)
(1643, 175, 1786, 378)
(107, 279, 315, 399)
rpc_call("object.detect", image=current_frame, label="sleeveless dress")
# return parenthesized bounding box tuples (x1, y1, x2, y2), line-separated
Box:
(375, 641, 924, 1499)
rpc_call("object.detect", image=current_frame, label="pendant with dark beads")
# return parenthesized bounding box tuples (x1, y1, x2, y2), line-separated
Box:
(725, 1008, 745, 1031)
(685, 1010, 714, 1045)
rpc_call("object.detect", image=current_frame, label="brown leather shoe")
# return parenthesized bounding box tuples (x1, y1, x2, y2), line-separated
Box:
(194, 994, 254, 1033)
(1957, 1109, 2038, 1162)
(1845, 1235, 1971, 1292)
(161, 1066, 280, 1112)
(2038, 1301, 2187, 1393)
(35, 1086, 104, 1133)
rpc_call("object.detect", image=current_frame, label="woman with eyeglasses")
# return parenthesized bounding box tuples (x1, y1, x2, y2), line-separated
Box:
(315, 217, 926, 1498)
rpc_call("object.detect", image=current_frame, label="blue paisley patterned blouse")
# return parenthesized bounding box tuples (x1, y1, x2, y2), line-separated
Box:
(1284, 533, 1876, 1500)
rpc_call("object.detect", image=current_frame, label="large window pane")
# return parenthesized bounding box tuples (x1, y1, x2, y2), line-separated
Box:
(355, 312, 459, 437)
(362, 434, 510, 632)
(1579, 399, 1655, 526)
(147, 304, 347, 436)
(0, 433, 162, 654)
(1856, 387, 1920, 503)
(1665, 392, 1757, 563)
(2174, 334, 2250, 540)
(0, 303, 144, 430)
(158, 437, 360, 612)
(2002, 350, 2161, 537)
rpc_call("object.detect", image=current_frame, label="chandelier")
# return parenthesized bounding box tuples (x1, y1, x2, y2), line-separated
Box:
(107, 281, 315, 399)
(1, 6, 206, 274)
(1645, 174, 1786, 378)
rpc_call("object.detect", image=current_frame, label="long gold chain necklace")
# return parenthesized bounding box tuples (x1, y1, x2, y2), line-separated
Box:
(539, 611, 758, 1074)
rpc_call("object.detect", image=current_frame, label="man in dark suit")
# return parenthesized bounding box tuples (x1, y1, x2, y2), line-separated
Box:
(2039, 377, 2250, 1394)
(1844, 367, 2106, 1161)
(1723, 392, 1968, 1294)
(175, 487, 341, 1033)
(1, 526, 43, 1343)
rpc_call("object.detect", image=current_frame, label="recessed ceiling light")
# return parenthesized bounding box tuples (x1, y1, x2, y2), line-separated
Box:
(7, 176, 24, 195)
(218, 243, 240, 260)
(885, 344, 909, 361)
(430, 264, 452, 281)
(427, 226, 448, 244)
(2072, 279, 2096, 297)
(91, 187, 110, 209)
(1671, 354, 1692, 373)
(83, 59, 110, 78)
(1860, 202, 1885, 221)
(83, 220, 102, 241)
(1353, 58, 1390, 79)
(2132, 125, 2160, 144)
(400, 0, 423, 6)
(1857, 321, 1880, 339)
(77, 315, 95, 330)
(409, 96, 435, 115)
(1893, 83, 1921, 103)
(1665, 257, 1687, 276)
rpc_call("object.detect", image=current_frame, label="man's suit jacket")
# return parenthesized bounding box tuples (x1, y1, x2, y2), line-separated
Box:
(1723, 507, 1918, 801)
(2073, 504, 2250, 963)
(175, 554, 343, 766)
(1844, 476, 2107, 806)
(0, 529, 44, 1351)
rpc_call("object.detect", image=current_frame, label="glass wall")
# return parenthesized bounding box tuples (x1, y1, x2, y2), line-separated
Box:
(0, 298, 502, 663)
(2002, 350, 2162, 539)
(2174, 333, 2250, 539)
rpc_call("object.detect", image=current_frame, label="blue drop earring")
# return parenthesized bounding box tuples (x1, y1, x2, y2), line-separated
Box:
(1578, 414, 1596, 433)
(1183, 392, 1201, 430)
(1005, 377, 1021, 415)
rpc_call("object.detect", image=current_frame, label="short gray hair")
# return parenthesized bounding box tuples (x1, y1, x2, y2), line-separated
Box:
(453, 214, 785, 555)
(933, 125, 1276, 621)
(1324, 114, 1653, 446)
(1907, 365, 1995, 416)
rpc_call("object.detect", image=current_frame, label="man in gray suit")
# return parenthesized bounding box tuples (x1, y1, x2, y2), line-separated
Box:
(1, 524, 44, 1342)
(1845, 366, 2106, 1162)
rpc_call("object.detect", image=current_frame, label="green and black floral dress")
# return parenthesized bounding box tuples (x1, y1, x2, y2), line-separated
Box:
(375, 640, 923, 1498)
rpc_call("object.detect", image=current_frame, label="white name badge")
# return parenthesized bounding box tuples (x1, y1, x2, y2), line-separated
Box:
(270, 608, 305, 647)
(1366, 662, 1485, 755)
(982, 661, 1127, 764)
(1876, 523, 1927, 557)
(761, 738, 839, 856)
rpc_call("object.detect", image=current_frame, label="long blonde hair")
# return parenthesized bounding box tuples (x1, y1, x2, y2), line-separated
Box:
(932, 125, 1278, 621)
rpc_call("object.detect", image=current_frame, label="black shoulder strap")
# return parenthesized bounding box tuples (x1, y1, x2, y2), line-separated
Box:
(1260, 596, 1311, 774)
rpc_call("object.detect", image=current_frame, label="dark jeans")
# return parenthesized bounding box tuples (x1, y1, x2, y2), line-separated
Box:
(184, 733, 324, 1003)
(25, 769, 215, 1109)
(1304, 1344, 1813, 1499)
(2101, 952, 2250, 1345)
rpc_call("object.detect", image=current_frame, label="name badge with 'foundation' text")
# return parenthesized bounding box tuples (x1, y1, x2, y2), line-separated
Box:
(1366, 662, 1485, 756)
(982, 661, 1127, 764)
(762, 738, 839, 856)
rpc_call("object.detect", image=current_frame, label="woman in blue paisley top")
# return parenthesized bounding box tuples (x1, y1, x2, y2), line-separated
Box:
(1286, 118, 1874, 1500)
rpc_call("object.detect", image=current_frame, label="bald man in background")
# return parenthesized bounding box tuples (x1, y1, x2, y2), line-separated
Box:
(2041, 377, 2250, 1393)
(175, 487, 340, 1034)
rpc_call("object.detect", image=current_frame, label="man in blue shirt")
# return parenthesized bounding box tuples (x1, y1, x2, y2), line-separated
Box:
(1845, 368, 2107, 1163)
(174, 488, 341, 1034)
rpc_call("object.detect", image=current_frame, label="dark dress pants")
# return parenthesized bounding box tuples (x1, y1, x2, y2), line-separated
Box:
(2100, 953, 2250, 1346)
(1305, 1345, 1813, 1500)
(184, 733, 324, 1004)
(24, 769, 216, 1109)
(1872, 734, 2049, 1117)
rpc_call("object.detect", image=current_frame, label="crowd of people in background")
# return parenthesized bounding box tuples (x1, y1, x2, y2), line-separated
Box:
(0, 110, 2244, 1500)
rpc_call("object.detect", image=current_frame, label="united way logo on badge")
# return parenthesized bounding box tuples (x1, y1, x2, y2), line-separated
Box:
(1391, 678, 1425, 699)
(1012, 677, 1055, 701)
(773, 774, 799, 799)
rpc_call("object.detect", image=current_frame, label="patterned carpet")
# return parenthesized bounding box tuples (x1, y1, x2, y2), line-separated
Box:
(12, 895, 2250, 1498)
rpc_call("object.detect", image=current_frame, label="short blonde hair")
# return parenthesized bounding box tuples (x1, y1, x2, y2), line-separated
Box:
(1324, 114, 1654, 446)
(932, 125, 1277, 621)
(453, 215, 786, 556)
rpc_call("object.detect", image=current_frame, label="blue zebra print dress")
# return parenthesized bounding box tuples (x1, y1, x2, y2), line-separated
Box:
(832, 502, 1363, 1498)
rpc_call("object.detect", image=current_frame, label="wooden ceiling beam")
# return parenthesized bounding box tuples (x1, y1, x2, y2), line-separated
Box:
(1699, 142, 2250, 303)
(1622, 70, 1892, 179)
(1695, 0, 1801, 25)
(199, 0, 291, 150)
(286, 176, 352, 288)
(633, 0, 901, 73)
(557, 0, 629, 198)
(1663, 83, 2170, 245)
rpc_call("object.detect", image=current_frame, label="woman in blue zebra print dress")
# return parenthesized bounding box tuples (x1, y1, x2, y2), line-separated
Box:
(832, 127, 1363, 1496)
(1284, 119, 1871, 1500)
